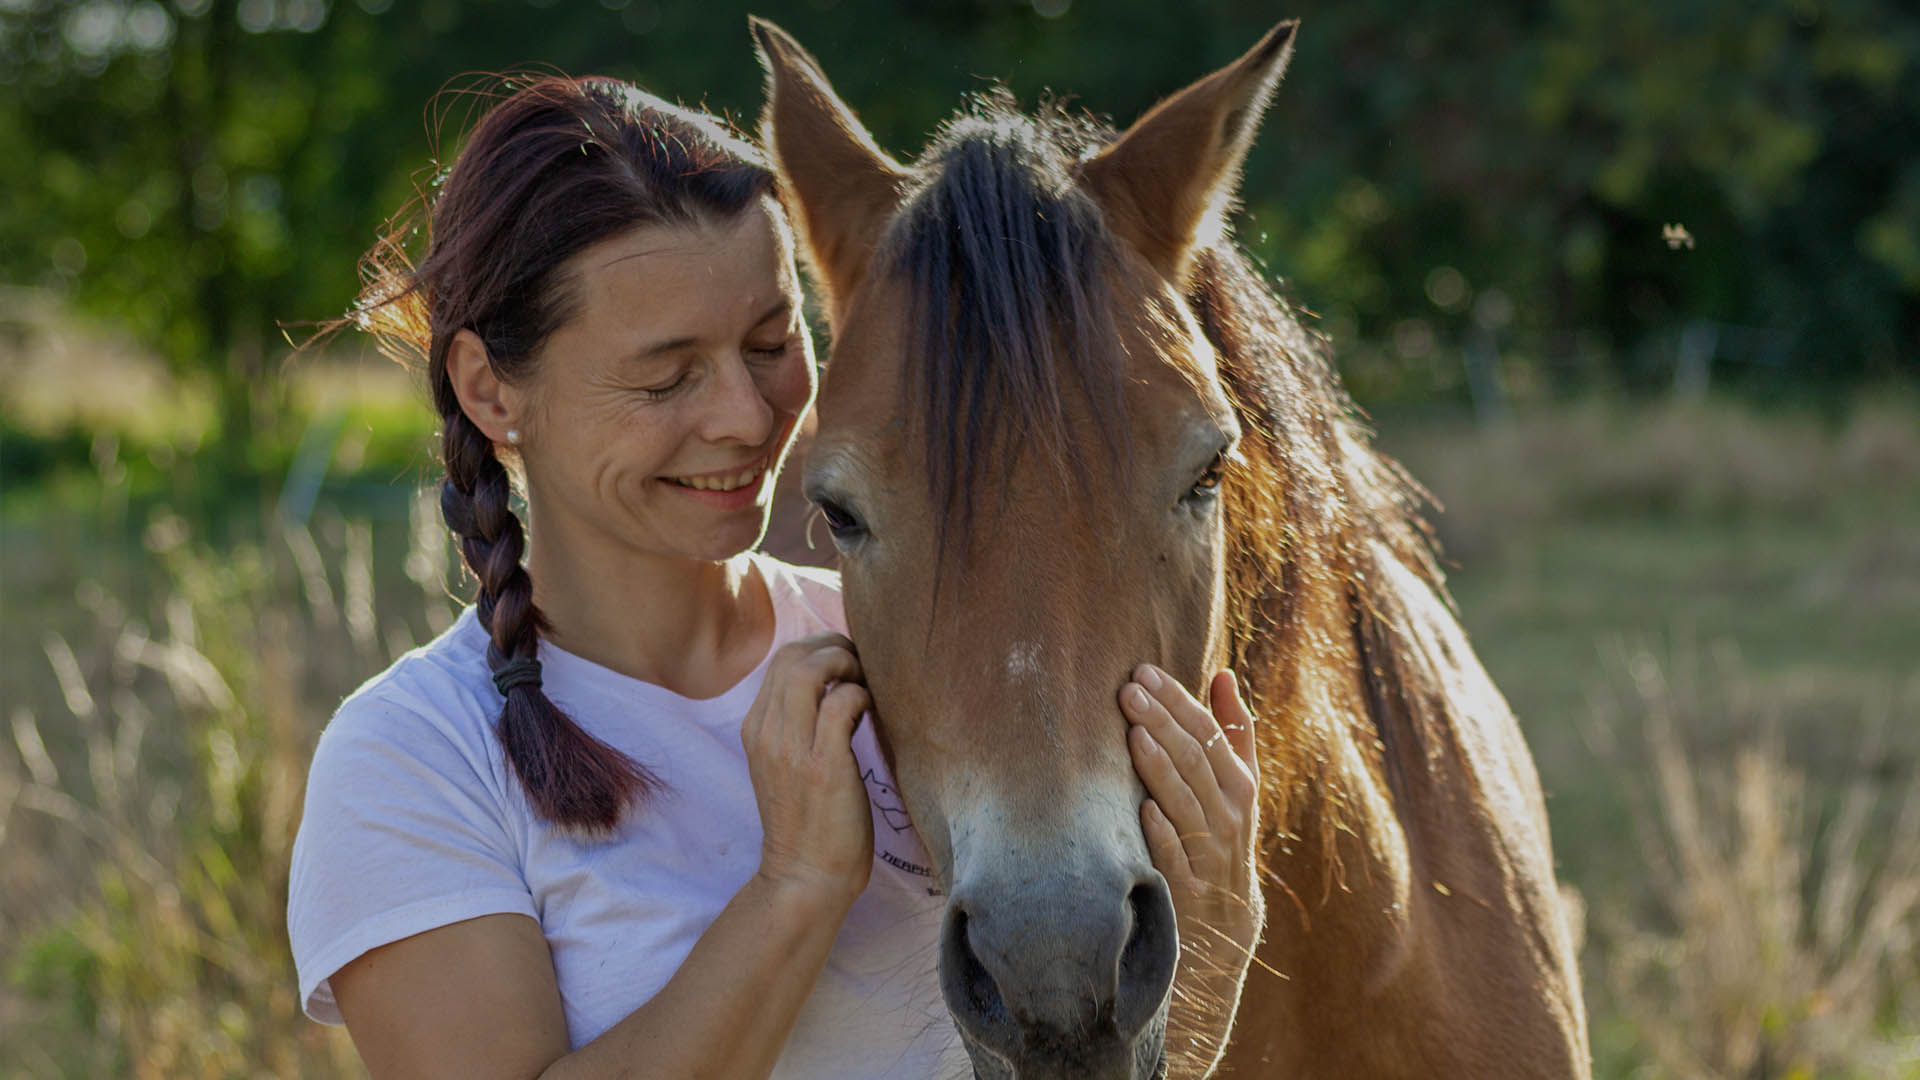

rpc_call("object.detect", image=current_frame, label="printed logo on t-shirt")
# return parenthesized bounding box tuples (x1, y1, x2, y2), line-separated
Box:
(852, 716, 943, 895)
(862, 768, 915, 834)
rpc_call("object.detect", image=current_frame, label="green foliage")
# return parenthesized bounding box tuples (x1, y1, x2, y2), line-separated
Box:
(1, 0, 1914, 460)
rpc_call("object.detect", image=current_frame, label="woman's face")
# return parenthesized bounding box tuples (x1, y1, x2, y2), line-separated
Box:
(513, 198, 816, 566)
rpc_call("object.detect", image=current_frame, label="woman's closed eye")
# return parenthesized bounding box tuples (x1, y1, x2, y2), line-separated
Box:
(637, 371, 690, 400)
(745, 336, 795, 363)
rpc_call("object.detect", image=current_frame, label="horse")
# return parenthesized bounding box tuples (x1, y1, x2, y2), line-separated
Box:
(752, 18, 1590, 1079)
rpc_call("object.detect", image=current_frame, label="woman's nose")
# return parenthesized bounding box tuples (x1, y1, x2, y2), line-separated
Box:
(698, 351, 778, 446)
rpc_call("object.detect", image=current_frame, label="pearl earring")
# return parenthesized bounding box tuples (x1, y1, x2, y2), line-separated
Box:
(506, 429, 521, 446)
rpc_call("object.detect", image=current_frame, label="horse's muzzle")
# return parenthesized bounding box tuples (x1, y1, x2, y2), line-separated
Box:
(940, 869, 1178, 1079)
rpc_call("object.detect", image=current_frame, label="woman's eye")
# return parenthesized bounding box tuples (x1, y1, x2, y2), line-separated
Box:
(746, 339, 791, 361)
(638, 373, 687, 400)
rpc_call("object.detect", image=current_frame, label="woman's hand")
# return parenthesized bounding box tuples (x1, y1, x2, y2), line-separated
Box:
(741, 632, 875, 908)
(1122, 664, 1264, 1072)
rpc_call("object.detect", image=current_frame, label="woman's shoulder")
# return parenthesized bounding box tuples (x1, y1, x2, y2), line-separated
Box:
(312, 608, 504, 784)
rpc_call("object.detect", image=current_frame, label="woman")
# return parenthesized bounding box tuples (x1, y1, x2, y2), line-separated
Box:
(288, 72, 1261, 1078)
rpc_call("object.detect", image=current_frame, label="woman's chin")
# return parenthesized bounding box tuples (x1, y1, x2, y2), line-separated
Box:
(682, 508, 776, 564)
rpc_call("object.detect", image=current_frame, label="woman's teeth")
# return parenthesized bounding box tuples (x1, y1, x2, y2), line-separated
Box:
(670, 464, 764, 492)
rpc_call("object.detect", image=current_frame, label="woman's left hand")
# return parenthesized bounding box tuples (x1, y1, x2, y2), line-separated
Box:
(1121, 664, 1264, 1071)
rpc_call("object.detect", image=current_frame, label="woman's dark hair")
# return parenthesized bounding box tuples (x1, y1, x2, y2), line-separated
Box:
(350, 75, 776, 833)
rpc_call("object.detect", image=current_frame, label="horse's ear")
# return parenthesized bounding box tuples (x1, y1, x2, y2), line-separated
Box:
(1077, 20, 1297, 283)
(751, 17, 909, 325)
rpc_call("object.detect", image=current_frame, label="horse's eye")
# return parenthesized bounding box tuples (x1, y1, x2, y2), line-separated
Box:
(817, 499, 867, 540)
(1184, 453, 1226, 504)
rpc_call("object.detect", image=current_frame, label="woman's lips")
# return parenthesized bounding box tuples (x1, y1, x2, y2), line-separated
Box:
(664, 461, 767, 492)
(660, 449, 776, 510)
(659, 417, 797, 509)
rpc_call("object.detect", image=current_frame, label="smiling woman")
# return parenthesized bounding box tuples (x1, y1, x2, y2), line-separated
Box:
(287, 75, 967, 1079)
(468, 208, 811, 578)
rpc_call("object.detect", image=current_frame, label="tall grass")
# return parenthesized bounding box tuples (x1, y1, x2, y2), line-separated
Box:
(1586, 638, 1920, 1078)
(1386, 392, 1920, 564)
(2, 392, 1916, 1077)
(2, 492, 452, 1079)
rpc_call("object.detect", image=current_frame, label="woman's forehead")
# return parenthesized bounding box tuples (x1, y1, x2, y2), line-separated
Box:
(576, 204, 794, 301)
(556, 204, 799, 350)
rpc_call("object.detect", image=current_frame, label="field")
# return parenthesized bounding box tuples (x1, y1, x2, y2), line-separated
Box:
(2, 331, 1917, 1076)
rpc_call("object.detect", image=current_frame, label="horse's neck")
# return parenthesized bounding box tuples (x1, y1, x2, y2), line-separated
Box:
(1254, 572, 1419, 993)
(1232, 539, 1590, 1075)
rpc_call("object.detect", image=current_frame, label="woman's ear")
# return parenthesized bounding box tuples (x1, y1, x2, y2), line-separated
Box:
(445, 328, 523, 445)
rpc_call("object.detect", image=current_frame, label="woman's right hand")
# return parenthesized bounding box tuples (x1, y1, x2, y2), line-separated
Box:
(740, 632, 875, 907)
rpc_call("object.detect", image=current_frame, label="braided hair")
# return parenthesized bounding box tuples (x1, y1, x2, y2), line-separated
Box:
(349, 76, 775, 833)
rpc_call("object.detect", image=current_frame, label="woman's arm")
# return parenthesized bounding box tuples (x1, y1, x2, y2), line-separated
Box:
(332, 634, 876, 1080)
(1122, 665, 1264, 1079)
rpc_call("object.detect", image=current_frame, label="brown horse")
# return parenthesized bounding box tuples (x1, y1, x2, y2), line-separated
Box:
(753, 17, 1589, 1079)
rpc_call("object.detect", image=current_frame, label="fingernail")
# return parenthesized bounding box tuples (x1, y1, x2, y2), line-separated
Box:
(1124, 684, 1151, 714)
(1138, 665, 1163, 691)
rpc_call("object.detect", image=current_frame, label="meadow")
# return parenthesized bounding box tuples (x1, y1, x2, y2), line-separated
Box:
(2, 327, 1916, 1076)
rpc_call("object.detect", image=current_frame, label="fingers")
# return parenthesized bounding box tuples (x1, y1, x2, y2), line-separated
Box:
(774, 633, 863, 703)
(1209, 669, 1260, 796)
(1129, 717, 1209, 841)
(814, 681, 871, 756)
(1140, 798, 1192, 884)
(758, 633, 862, 747)
(1122, 664, 1254, 825)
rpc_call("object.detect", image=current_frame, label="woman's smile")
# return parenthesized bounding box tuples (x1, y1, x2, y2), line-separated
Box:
(658, 432, 789, 509)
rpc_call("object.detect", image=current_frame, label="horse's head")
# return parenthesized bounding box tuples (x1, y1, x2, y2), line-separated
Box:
(755, 19, 1297, 1078)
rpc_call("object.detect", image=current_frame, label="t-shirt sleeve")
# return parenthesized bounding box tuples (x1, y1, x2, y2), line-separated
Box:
(287, 689, 536, 1025)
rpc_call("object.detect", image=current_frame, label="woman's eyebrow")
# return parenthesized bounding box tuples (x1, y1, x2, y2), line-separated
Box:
(749, 297, 795, 330)
(622, 298, 795, 365)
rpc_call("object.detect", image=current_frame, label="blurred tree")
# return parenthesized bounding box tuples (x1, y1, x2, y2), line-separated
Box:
(1, 0, 1913, 465)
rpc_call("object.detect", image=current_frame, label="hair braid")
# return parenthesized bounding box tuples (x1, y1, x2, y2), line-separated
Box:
(441, 407, 653, 833)
(339, 74, 774, 833)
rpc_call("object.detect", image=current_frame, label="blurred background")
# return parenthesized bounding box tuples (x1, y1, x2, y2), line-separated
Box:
(1, 0, 1916, 1075)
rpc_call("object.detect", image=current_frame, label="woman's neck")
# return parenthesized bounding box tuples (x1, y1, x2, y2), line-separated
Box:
(522, 530, 774, 700)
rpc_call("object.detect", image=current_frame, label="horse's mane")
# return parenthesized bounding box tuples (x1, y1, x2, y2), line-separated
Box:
(878, 89, 1446, 805)
(1185, 244, 1446, 692)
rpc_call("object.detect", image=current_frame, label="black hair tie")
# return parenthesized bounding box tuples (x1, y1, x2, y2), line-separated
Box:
(493, 655, 543, 696)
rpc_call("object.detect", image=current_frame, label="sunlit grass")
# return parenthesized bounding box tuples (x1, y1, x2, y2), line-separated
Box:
(1583, 639, 1919, 1078)
(1, 493, 455, 1078)
(2, 343, 1915, 1075)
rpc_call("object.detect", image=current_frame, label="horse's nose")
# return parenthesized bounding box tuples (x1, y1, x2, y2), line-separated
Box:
(940, 870, 1179, 1063)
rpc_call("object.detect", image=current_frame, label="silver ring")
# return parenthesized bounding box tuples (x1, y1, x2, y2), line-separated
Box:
(1204, 730, 1225, 750)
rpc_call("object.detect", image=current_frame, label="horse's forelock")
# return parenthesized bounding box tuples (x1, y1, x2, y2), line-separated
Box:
(878, 95, 1131, 551)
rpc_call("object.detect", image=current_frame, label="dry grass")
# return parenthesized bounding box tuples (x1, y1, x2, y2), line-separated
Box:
(1386, 393, 1920, 565)
(1585, 638, 1920, 1078)
(0, 287, 213, 447)
(1, 493, 455, 1079)
(3, 378, 1917, 1077)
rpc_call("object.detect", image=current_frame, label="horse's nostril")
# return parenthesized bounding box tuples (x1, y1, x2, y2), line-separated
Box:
(955, 911, 1008, 1022)
(942, 906, 1017, 1051)
(1116, 880, 1179, 1036)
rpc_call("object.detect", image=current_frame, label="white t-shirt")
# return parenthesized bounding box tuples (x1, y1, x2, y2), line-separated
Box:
(287, 555, 960, 1076)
